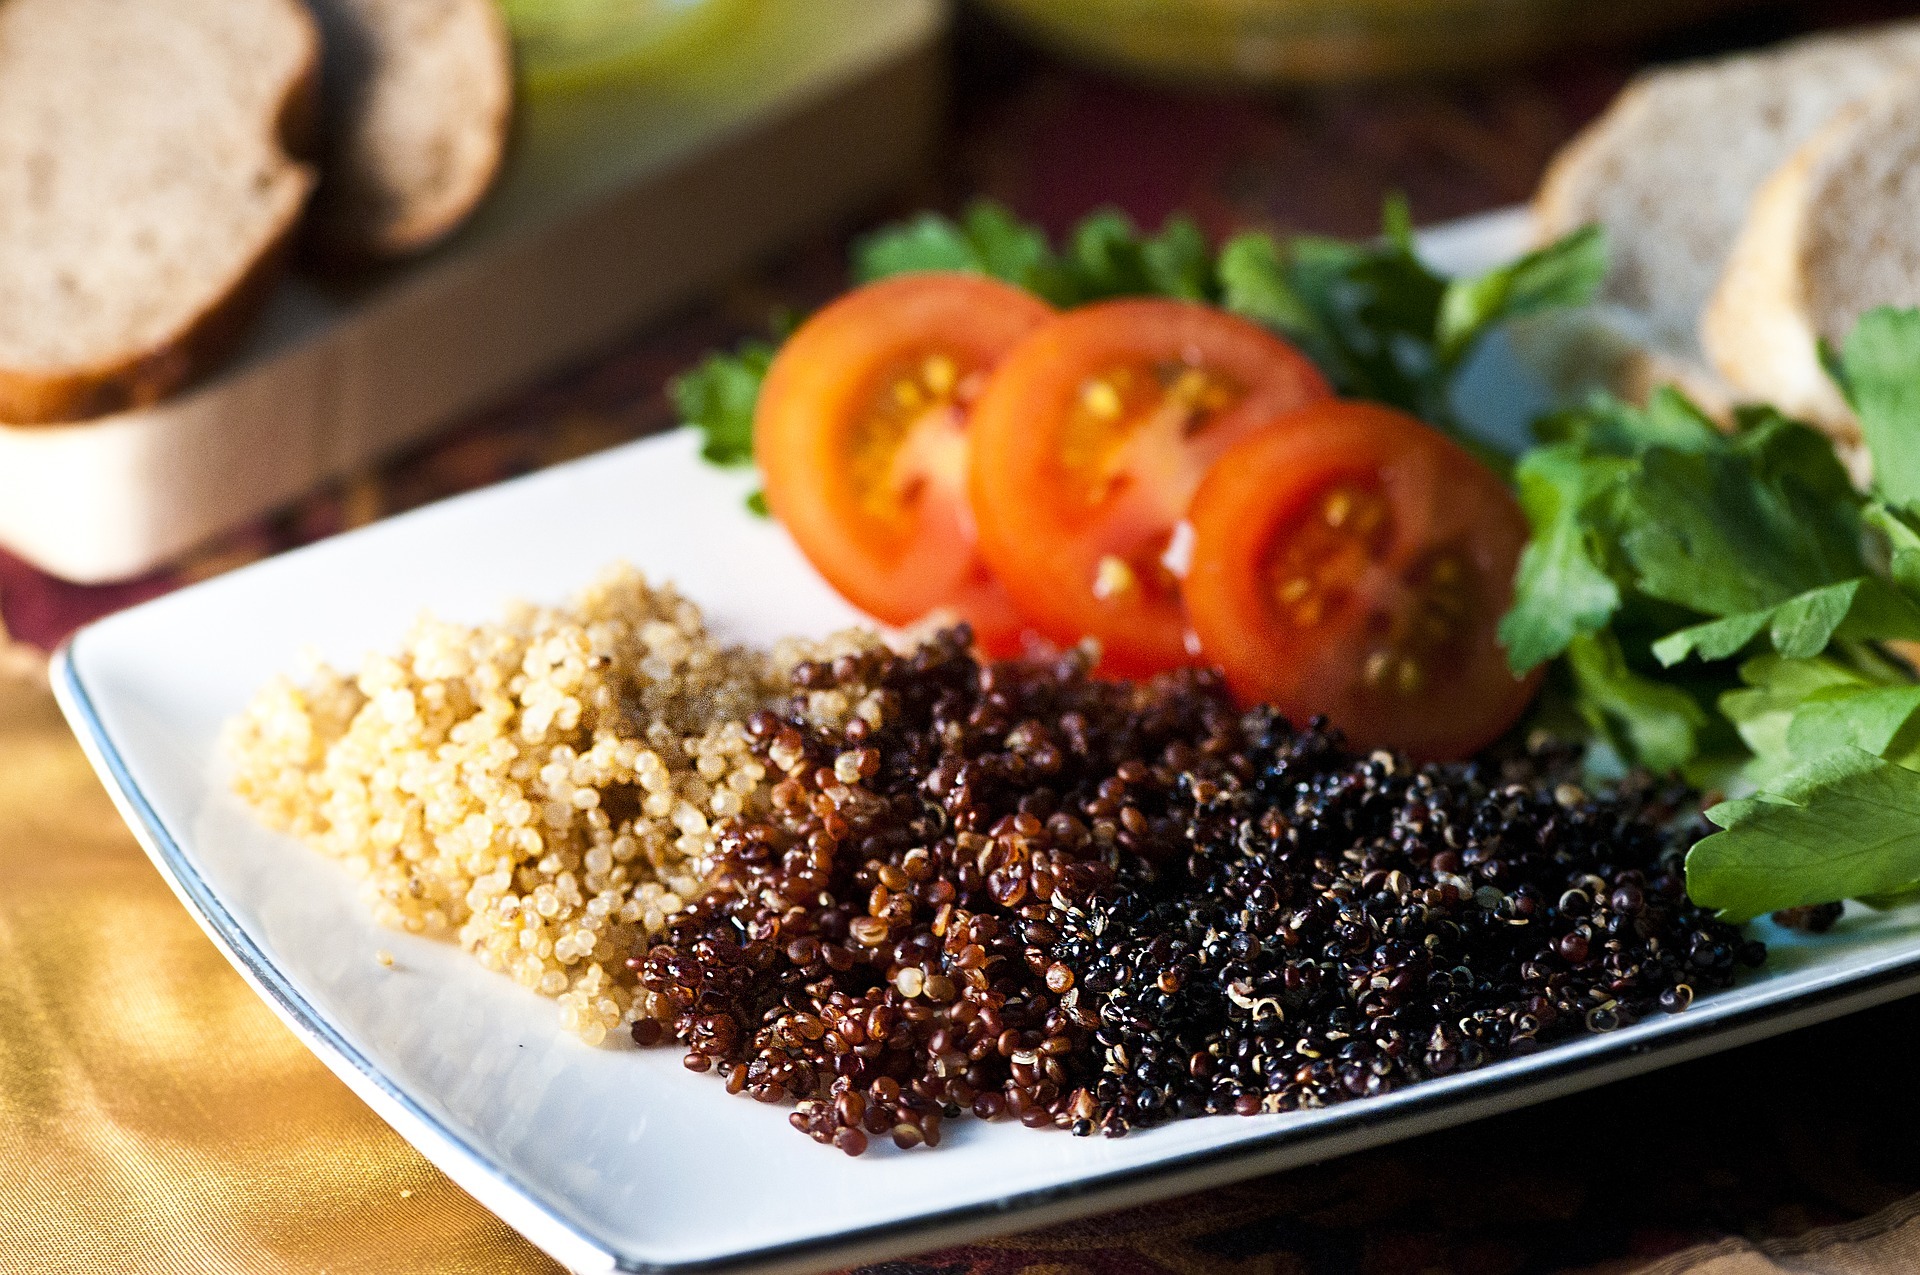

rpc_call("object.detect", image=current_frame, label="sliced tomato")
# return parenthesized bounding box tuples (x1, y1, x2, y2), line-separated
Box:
(755, 273, 1054, 655)
(966, 299, 1333, 676)
(1184, 400, 1539, 760)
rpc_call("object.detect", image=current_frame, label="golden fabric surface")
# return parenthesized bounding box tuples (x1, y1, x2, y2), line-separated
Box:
(0, 658, 560, 1275)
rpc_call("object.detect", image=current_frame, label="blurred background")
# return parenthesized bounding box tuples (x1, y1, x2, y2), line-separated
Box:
(6, 0, 1919, 643)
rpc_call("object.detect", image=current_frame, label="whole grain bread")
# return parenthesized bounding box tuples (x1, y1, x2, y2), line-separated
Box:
(0, 0, 319, 425)
(1704, 76, 1920, 437)
(305, 0, 513, 259)
(1534, 21, 1920, 369)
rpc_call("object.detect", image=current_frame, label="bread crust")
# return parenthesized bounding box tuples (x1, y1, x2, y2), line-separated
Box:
(1531, 73, 1650, 245)
(307, 0, 515, 261)
(0, 0, 321, 427)
(0, 224, 304, 424)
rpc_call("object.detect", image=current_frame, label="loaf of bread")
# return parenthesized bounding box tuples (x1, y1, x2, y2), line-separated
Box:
(1704, 77, 1920, 435)
(1534, 21, 1920, 368)
(0, 0, 320, 425)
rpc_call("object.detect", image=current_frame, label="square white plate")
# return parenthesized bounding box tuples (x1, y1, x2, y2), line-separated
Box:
(54, 212, 1920, 1274)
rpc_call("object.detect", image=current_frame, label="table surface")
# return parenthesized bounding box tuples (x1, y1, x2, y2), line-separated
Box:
(11, 4, 1920, 1271)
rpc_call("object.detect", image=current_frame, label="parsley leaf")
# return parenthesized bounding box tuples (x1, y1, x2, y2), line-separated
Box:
(1688, 748, 1920, 922)
(1434, 225, 1607, 366)
(1063, 210, 1216, 303)
(1638, 311, 1920, 917)
(1531, 386, 1722, 456)
(853, 201, 1060, 299)
(1833, 306, 1920, 511)
(1503, 389, 1875, 681)
(1217, 233, 1323, 345)
(1719, 655, 1873, 787)
(1217, 207, 1604, 429)
(1867, 502, 1920, 610)
(852, 213, 982, 278)
(855, 200, 1219, 308)
(1612, 415, 1864, 618)
(1217, 232, 1364, 385)
(671, 340, 774, 467)
(1563, 630, 1708, 775)
(1648, 611, 1771, 667)
(1500, 384, 1891, 776)
(1721, 655, 1920, 785)
(1653, 576, 1920, 666)
(1784, 683, 1920, 765)
(1218, 216, 1448, 418)
(1499, 443, 1625, 672)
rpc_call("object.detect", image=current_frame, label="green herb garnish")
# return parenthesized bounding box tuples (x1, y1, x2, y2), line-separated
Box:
(1499, 305, 1920, 920)
(672, 339, 773, 468)
(853, 202, 1217, 306)
(1218, 201, 1605, 430)
(683, 196, 1605, 467)
(669, 338, 773, 514)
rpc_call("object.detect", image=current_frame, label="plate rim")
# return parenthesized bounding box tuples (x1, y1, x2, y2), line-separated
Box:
(54, 576, 1920, 1275)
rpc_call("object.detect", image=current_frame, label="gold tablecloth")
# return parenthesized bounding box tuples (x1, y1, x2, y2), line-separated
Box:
(0, 651, 557, 1274)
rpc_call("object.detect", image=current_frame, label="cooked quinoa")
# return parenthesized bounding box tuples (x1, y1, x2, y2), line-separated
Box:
(226, 564, 881, 1044)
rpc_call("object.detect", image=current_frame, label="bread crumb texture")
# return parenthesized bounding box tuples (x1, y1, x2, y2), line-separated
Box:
(0, 0, 317, 419)
(226, 564, 882, 1044)
(1799, 83, 1920, 345)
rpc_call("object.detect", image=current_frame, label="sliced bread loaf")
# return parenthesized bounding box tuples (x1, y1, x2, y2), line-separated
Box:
(305, 0, 514, 259)
(1534, 20, 1920, 364)
(0, 0, 319, 425)
(1703, 75, 1920, 437)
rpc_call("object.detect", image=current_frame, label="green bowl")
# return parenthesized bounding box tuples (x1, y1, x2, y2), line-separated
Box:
(977, 0, 1756, 83)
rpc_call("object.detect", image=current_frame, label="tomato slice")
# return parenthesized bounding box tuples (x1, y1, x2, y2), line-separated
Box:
(755, 273, 1054, 654)
(967, 299, 1333, 676)
(1184, 400, 1540, 760)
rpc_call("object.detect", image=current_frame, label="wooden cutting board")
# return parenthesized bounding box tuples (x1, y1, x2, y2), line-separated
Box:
(0, 0, 943, 584)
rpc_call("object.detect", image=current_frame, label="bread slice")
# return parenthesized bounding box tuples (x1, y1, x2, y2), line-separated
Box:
(0, 0, 319, 425)
(1534, 20, 1920, 368)
(1704, 76, 1920, 437)
(305, 0, 513, 259)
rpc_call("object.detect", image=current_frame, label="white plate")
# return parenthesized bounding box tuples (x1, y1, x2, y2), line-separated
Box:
(53, 213, 1920, 1275)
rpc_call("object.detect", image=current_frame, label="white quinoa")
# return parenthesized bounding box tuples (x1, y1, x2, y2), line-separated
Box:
(226, 563, 881, 1044)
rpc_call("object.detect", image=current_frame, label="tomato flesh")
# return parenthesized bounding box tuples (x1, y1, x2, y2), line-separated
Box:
(968, 299, 1333, 676)
(755, 273, 1054, 654)
(1184, 400, 1540, 760)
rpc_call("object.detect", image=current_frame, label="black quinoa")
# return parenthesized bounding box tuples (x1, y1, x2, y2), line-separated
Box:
(631, 630, 1762, 1153)
(1044, 708, 1760, 1136)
